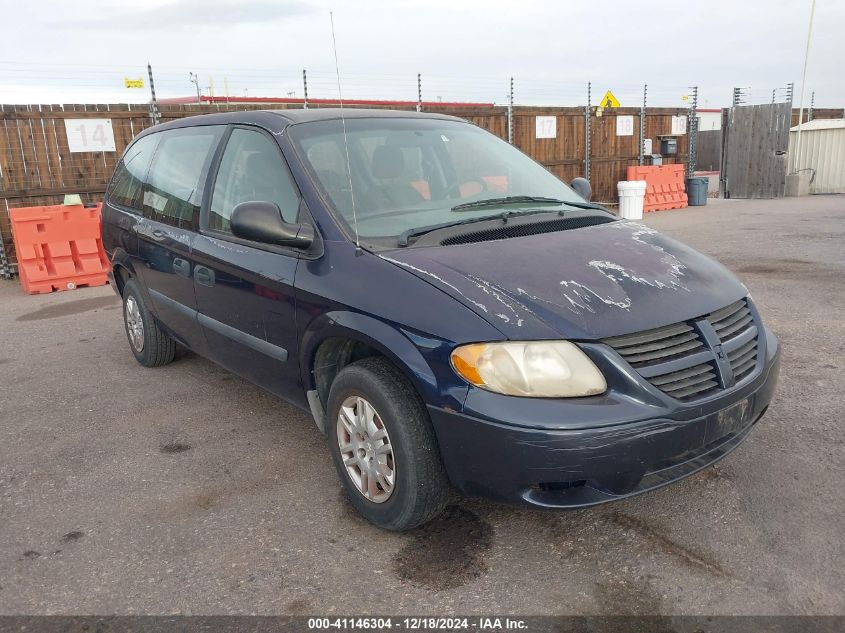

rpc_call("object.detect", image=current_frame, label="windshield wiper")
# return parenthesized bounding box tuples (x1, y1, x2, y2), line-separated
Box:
(557, 199, 609, 211)
(397, 209, 559, 247)
(451, 196, 565, 211)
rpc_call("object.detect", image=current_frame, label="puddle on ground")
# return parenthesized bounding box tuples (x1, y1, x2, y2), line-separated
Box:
(393, 505, 493, 591)
(16, 296, 119, 321)
(61, 531, 84, 543)
(160, 442, 192, 454)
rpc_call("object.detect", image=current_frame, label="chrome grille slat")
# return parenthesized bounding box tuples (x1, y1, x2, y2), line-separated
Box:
(708, 300, 746, 323)
(604, 297, 761, 402)
(717, 313, 753, 341)
(661, 371, 718, 393)
(613, 331, 699, 355)
(732, 356, 757, 379)
(620, 339, 705, 365)
(604, 323, 705, 368)
(663, 381, 720, 400)
(729, 343, 757, 366)
(649, 364, 713, 386)
(712, 305, 750, 330)
(605, 322, 694, 348)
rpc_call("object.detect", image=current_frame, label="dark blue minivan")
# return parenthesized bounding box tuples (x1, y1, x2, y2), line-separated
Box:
(102, 109, 780, 530)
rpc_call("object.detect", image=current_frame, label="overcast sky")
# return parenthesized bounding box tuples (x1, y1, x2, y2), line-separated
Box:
(1, 0, 843, 108)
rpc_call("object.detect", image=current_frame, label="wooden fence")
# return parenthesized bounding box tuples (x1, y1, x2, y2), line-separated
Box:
(1, 101, 694, 276)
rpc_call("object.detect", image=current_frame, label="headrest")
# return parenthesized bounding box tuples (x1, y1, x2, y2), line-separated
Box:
(371, 145, 404, 179)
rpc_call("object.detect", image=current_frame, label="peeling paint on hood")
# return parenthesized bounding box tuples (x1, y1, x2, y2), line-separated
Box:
(382, 220, 748, 340)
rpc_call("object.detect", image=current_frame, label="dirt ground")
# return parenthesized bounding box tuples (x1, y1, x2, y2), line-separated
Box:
(0, 195, 843, 615)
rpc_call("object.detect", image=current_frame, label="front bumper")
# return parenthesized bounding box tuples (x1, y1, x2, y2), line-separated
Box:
(428, 328, 780, 508)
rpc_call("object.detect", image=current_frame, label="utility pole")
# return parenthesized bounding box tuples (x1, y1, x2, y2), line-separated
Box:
(189, 72, 201, 104)
(639, 83, 647, 166)
(687, 85, 699, 178)
(507, 77, 514, 144)
(416, 73, 422, 113)
(303, 69, 309, 109)
(584, 81, 591, 180)
(147, 62, 160, 125)
(794, 0, 816, 173)
(808, 91, 815, 121)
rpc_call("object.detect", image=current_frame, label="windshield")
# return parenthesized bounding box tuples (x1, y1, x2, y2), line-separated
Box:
(288, 117, 586, 244)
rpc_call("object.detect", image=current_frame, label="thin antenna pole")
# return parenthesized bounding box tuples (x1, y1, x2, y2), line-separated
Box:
(794, 0, 816, 173)
(330, 11, 360, 249)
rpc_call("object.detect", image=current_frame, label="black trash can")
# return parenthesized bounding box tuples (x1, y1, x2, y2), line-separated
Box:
(686, 176, 708, 206)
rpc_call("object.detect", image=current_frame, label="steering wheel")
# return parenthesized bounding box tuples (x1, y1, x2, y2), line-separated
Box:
(445, 178, 489, 199)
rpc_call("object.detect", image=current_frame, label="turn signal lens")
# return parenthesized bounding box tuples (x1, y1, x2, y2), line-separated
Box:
(450, 341, 607, 398)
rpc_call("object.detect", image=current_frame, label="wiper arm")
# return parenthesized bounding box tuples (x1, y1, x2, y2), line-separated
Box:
(397, 209, 562, 247)
(450, 196, 565, 211)
(558, 199, 608, 211)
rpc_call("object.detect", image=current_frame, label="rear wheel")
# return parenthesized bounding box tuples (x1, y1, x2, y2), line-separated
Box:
(122, 279, 176, 367)
(327, 357, 450, 530)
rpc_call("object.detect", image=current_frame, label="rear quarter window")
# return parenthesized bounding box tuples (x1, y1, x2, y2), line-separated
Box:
(106, 133, 159, 211)
(141, 126, 223, 229)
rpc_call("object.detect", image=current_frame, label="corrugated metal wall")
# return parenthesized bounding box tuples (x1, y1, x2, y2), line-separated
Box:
(788, 122, 845, 194)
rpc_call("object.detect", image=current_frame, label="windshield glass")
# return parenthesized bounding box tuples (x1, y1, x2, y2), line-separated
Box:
(288, 117, 585, 244)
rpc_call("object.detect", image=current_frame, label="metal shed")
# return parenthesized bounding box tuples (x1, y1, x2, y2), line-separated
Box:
(788, 119, 845, 194)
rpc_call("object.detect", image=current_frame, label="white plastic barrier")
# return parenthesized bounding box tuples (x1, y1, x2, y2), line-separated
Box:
(617, 180, 647, 219)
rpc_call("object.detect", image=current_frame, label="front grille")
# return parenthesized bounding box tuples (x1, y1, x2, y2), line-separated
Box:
(603, 297, 761, 402)
(603, 322, 705, 368)
(709, 300, 754, 342)
(648, 362, 721, 400)
(439, 215, 615, 246)
(728, 337, 758, 382)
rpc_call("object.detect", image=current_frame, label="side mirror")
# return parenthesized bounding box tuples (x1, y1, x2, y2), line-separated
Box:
(230, 201, 314, 249)
(570, 177, 592, 201)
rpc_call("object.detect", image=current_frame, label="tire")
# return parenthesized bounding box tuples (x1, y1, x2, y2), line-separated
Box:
(122, 278, 176, 368)
(327, 357, 450, 531)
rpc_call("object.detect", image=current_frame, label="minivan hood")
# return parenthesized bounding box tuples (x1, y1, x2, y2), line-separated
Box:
(381, 220, 747, 340)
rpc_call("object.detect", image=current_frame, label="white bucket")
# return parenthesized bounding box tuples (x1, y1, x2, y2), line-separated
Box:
(617, 180, 647, 220)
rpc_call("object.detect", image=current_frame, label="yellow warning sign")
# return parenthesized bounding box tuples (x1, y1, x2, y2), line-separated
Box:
(124, 77, 144, 89)
(600, 90, 620, 108)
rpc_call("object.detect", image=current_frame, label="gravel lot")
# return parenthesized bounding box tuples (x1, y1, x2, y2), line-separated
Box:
(0, 195, 843, 616)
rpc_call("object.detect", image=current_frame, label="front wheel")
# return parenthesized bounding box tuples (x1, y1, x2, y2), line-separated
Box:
(327, 357, 450, 530)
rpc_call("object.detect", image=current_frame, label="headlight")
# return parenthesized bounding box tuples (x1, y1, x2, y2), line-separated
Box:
(450, 341, 607, 398)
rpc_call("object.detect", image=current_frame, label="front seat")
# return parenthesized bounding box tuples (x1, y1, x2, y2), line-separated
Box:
(371, 145, 424, 208)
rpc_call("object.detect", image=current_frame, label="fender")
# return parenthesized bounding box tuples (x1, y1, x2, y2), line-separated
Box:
(299, 310, 468, 413)
(107, 246, 137, 296)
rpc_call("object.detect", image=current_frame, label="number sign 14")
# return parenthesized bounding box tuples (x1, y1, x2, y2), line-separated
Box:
(64, 119, 117, 153)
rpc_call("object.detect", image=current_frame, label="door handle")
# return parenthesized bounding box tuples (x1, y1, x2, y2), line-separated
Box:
(195, 265, 215, 287)
(173, 258, 191, 278)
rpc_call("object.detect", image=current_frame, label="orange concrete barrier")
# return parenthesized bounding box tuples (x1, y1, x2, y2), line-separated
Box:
(9, 203, 109, 294)
(626, 165, 689, 212)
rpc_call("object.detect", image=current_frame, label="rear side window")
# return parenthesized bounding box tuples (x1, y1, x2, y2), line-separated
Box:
(106, 134, 158, 211)
(142, 126, 223, 229)
(209, 128, 300, 232)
